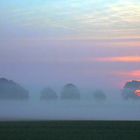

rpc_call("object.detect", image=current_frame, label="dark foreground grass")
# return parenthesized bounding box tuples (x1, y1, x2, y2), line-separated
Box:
(0, 121, 140, 140)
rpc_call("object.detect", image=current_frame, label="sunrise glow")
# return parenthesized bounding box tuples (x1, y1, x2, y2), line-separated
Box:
(0, 0, 140, 89)
(114, 70, 140, 78)
(94, 56, 140, 63)
(135, 90, 140, 96)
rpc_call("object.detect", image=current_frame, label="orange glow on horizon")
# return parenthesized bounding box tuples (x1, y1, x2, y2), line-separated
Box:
(114, 70, 140, 78)
(95, 56, 140, 63)
(135, 90, 140, 96)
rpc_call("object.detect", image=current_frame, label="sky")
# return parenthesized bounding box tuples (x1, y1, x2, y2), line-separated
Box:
(0, 0, 140, 92)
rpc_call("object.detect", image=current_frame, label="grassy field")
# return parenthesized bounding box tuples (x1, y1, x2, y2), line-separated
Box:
(0, 121, 140, 140)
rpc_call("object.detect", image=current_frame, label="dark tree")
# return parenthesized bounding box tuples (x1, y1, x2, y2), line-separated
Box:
(93, 90, 106, 101)
(40, 87, 58, 100)
(0, 77, 29, 100)
(122, 80, 140, 100)
(60, 83, 80, 100)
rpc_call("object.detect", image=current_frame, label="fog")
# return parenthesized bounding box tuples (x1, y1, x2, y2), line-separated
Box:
(0, 89, 140, 121)
(0, 0, 140, 121)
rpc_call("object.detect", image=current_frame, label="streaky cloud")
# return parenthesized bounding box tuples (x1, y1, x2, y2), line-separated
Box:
(93, 56, 140, 63)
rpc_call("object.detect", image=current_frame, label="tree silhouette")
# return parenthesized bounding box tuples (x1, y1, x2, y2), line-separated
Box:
(0, 78, 29, 100)
(60, 83, 80, 100)
(40, 87, 58, 100)
(93, 90, 106, 101)
(122, 80, 140, 100)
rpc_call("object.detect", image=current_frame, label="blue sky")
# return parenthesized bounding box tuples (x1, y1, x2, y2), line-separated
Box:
(1, 0, 140, 39)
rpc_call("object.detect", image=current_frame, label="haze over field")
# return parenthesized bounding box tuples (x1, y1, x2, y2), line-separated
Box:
(0, 0, 140, 120)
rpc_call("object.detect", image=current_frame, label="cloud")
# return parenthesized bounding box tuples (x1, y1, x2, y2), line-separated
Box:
(1, 0, 139, 40)
(93, 56, 140, 63)
(114, 70, 140, 78)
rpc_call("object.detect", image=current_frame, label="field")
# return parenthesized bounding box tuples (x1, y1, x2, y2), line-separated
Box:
(1, 100, 140, 139)
(0, 121, 140, 140)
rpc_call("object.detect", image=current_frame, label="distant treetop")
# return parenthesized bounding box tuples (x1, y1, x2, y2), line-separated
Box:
(40, 87, 58, 100)
(0, 77, 29, 100)
(124, 80, 140, 89)
(61, 83, 80, 100)
(122, 80, 140, 100)
(93, 90, 107, 101)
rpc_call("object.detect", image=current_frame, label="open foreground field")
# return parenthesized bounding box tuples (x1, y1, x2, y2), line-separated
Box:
(1, 100, 140, 139)
(0, 121, 140, 140)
